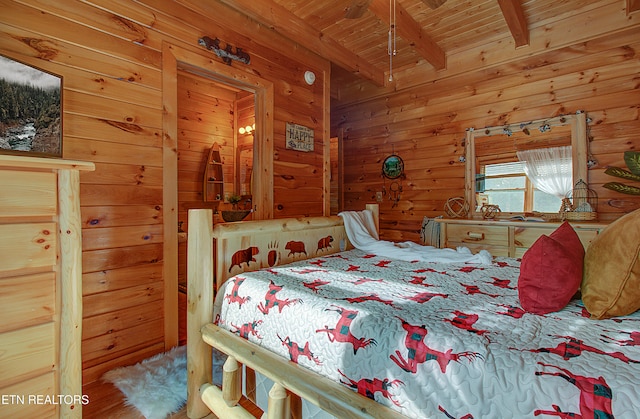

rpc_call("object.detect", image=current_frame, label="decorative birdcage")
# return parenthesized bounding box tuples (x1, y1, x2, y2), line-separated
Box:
(563, 179, 598, 221)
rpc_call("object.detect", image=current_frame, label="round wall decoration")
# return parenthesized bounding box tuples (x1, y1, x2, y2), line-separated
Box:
(382, 154, 404, 179)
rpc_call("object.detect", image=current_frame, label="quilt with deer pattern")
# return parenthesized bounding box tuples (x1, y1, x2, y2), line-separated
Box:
(214, 249, 640, 418)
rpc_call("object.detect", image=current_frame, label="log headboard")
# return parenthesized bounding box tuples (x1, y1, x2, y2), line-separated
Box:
(211, 203, 379, 288)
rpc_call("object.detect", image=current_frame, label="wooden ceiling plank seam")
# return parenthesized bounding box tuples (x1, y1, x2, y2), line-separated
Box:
(497, 0, 530, 47)
(369, 0, 447, 70)
(214, 0, 386, 86)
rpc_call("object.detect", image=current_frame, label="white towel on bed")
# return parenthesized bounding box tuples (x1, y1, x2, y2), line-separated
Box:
(338, 210, 492, 264)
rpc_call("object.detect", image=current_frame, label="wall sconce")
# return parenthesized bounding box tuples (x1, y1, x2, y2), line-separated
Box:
(238, 124, 255, 135)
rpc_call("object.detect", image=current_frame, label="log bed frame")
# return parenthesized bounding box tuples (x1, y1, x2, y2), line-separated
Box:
(186, 204, 406, 418)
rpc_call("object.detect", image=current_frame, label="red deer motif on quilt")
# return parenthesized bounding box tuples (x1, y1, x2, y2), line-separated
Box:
(278, 334, 321, 365)
(404, 291, 448, 304)
(303, 279, 330, 293)
(438, 405, 473, 419)
(316, 305, 376, 354)
(230, 320, 262, 339)
(535, 362, 614, 418)
(224, 277, 251, 307)
(601, 330, 640, 347)
(489, 277, 515, 289)
(461, 283, 500, 298)
(496, 304, 526, 318)
(257, 280, 301, 314)
(445, 310, 490, 337)
(339, 293, 396, 307)
(523, 335, 639, 364)
(390, 317, 481, 374)
(338, 369, 403, 407)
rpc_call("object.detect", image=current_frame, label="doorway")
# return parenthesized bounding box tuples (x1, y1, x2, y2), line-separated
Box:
(162, 43, 274, 347)
(175, 70, 256, 316)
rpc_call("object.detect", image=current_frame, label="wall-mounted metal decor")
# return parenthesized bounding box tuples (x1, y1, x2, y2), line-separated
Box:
(382, 154, 404, 179)
(381, 153, 405, 207)
(285, 122, 314, 152)
(0, 54, 62, 157)
(198, 36, 251, 66)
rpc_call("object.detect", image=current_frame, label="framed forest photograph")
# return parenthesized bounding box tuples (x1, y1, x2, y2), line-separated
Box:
(0, 54, 62, 157)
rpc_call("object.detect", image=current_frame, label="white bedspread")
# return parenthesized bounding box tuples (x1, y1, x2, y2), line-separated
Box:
(338, 210, 492, 264)
(216, 250, 640, 418)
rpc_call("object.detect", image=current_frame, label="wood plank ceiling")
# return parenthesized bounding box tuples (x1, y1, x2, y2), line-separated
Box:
(214, 0, 637, 87)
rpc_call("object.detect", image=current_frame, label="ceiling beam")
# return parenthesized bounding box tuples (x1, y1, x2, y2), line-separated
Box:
(369, 0, 446, 70)
(497, 0, 529, 48)
(421, 0, 447, 9)
(344, 0, 373, 19)
(214, 0, 386, 86)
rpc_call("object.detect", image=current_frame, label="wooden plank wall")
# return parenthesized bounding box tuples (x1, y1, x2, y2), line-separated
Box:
(176, 75, 256, 289)
(177, 71, 235, 214)
(236, 93, 256, 200)
(333, 2, 640, 242)
(177, 71, 235, 287)
(0, 0, 329, 405)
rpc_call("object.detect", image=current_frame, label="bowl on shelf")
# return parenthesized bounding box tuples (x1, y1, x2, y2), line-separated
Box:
(221, 210, 251, 222)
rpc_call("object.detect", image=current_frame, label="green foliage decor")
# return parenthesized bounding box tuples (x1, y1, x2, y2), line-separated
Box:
(228, 194, 242, 209)
(604, 151, 640, 196)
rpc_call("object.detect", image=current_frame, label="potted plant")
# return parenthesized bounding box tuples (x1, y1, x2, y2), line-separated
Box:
(222, 194, 251, 222)
(228, 194, 242, 210)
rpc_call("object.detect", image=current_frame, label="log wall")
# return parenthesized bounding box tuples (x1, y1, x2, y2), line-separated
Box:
(1, 0, 638, 413)
(332, 2, 640, 242)
(0, 0, 329, 408)
(176, 74, 256, 288)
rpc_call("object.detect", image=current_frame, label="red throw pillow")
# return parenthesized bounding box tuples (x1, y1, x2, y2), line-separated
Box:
(518, 222, 585, 314)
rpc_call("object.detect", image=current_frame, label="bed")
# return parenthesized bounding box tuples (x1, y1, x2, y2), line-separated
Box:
(186, 204, 640, 419)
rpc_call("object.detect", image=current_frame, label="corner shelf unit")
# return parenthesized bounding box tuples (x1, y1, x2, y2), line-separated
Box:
(204, 146, 223, 202)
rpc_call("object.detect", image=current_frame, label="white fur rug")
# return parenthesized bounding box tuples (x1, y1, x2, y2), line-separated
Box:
(103, 345, 187, 419)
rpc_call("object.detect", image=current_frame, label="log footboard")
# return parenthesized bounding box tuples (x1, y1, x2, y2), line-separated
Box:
(199, 323, 403, 418)
(187, 205, 405, 419)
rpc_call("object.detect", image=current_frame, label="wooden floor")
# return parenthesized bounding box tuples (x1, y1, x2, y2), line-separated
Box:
(82, 291, 197, 418)
(83, 379, 218, 418)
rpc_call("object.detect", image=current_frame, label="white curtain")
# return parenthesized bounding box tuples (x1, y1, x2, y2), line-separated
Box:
(516, 145, 573, 198)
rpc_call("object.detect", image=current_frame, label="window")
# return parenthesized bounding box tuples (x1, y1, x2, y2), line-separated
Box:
(480, 162, 561, 213)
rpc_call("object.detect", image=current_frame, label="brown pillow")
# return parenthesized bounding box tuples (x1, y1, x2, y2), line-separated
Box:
(582, 208, 640, 319)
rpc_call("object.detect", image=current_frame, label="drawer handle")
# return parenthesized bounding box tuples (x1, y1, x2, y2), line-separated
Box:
(466, 232, 484, 241)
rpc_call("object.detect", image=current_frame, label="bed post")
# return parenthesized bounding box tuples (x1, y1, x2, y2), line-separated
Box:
(365, 203, 379, 234)
(187, 209, 214, 418)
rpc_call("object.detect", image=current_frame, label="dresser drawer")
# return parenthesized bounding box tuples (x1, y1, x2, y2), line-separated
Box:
(513, 226, 556, 249)
(0, 169, 56, 218)
(446, 224, 509, 247)
(458, 242, 510, 257)
(437, 218, 608, 259)
(513, 225, 602, 253)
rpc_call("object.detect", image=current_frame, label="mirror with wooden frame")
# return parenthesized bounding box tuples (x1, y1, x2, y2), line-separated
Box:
(464, 112, 587, 218)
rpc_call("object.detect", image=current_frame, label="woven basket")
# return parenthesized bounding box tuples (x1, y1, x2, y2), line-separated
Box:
(563, 211, 597, 221)
(543, 212, 564, 222)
